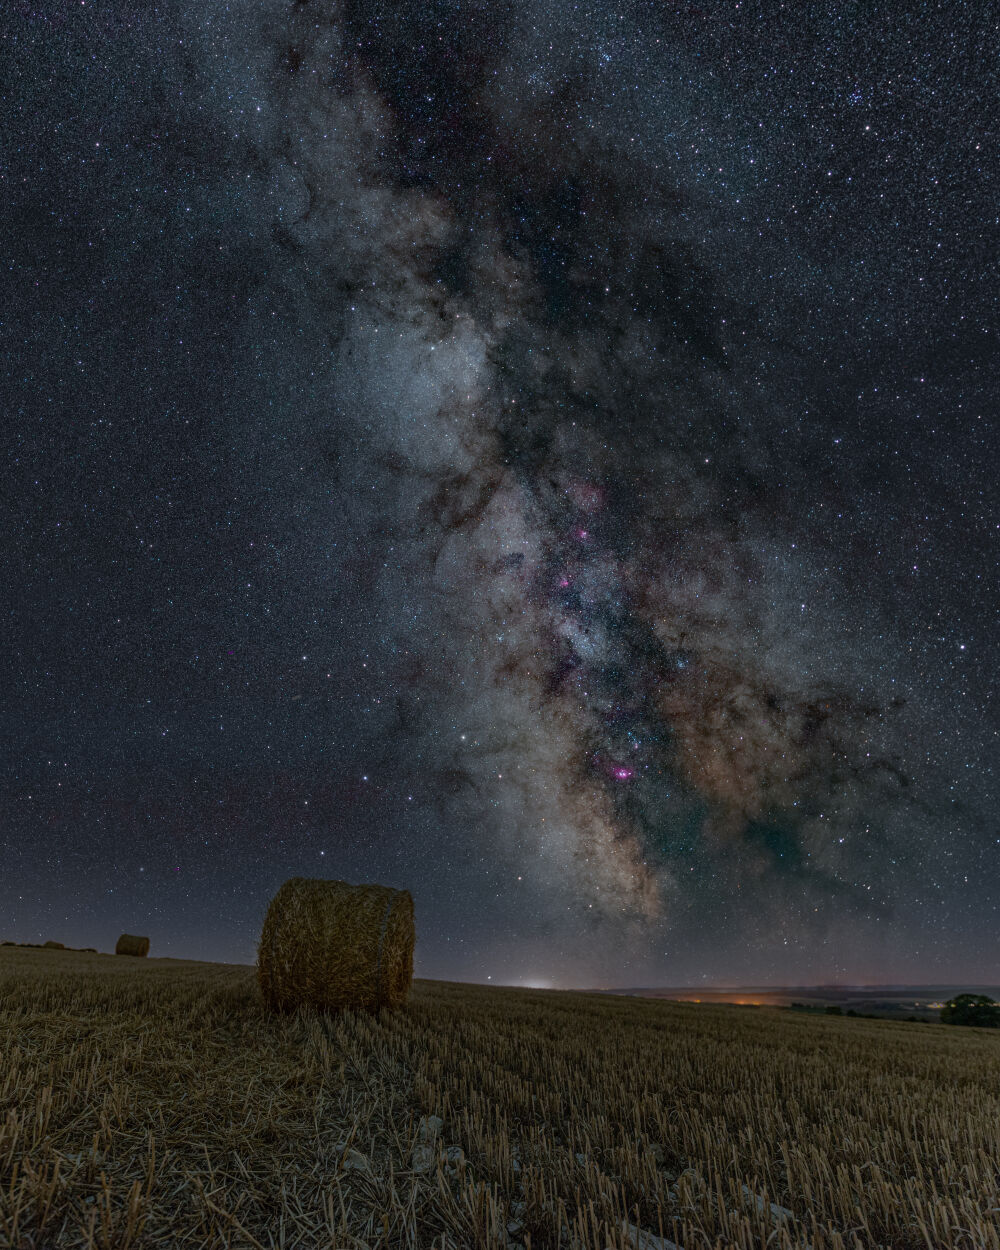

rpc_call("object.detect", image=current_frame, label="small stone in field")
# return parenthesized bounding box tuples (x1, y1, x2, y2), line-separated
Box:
(410, 1142, 436, 1173)
(741, 1185, 794, 1221)
(621, 1220, 684, 1250)
(417, 1115, 443, 1142)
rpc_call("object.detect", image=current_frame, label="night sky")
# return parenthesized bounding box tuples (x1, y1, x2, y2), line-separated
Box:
(4, 0, 997, 987)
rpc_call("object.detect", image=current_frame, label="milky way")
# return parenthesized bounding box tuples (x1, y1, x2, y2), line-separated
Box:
(5, 0, 997, 982)
(247, 0, 927, 943)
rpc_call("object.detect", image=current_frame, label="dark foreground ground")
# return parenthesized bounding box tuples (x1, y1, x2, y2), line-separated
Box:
(1, 946, 999, 1249)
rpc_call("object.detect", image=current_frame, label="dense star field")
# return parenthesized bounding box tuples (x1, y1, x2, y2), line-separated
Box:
(3, 0, 998, 983)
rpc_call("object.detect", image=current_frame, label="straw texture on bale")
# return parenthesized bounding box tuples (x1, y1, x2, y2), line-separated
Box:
(115, 933, 150, 957)
(257, 877, 414, 1012)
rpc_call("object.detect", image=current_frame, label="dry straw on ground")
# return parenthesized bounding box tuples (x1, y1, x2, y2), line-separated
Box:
(1, 946, 1000, 1249)
(257, 876, 415, 1012)
(114, 934, 150, 957)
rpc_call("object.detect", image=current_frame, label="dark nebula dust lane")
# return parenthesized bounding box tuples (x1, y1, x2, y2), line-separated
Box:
(2, 0, 997, 983)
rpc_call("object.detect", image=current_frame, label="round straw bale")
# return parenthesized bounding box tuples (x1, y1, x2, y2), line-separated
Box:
(257, 877, 414, 1012)
(43, 940, 65, 949)
(115, 933, 150, 957)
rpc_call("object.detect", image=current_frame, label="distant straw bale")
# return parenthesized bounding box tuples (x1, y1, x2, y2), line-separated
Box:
(115, 933, 150, 957)
(257, 877, 414, 1013)
(43, 940, 65, 949)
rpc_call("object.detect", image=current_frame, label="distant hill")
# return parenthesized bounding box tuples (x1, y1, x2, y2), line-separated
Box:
(594, 985, 1000, 1020)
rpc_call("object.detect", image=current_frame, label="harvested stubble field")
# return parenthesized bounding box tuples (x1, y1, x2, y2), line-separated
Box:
(1, 948, 999, 1250)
